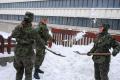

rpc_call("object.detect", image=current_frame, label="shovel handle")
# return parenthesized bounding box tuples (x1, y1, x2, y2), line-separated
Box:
(73, 51, 111, 56)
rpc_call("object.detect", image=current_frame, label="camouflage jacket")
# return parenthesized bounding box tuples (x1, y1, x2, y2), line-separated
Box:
(35, 23, 52, 44)
(89, 32, 120, 63)
(11, 22, 45, 57)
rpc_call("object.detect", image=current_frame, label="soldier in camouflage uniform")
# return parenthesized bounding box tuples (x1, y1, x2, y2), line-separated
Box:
(87, 24, 120, 80)
(11, 12, 45, 80)
(34, 18, 53, 79)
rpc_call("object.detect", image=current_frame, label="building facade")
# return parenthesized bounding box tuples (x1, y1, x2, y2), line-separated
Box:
(0, 0, 120, 30)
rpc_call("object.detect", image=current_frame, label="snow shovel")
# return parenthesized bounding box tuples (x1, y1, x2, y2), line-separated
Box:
(46, 48, 66, 57)
(73, 51, 111, 56)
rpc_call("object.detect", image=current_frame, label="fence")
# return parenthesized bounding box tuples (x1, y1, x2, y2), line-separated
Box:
(0, 36, 15, 54)
(52, 28, 96, 47)
(0, 28, 120, 54)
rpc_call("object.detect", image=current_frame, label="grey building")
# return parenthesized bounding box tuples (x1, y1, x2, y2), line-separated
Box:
(0, 0, 120, 30)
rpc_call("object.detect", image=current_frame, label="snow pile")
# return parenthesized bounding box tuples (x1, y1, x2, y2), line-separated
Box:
(0, 43, 120, 80)
(0, 52, 14, 58)
(0, 31, 16, 40)
(0, 31, 11, 39)
(49, 30, 53, 37)
(75, 31, 86, 41)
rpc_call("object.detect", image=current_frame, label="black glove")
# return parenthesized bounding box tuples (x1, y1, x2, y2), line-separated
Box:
(87, 52, 92, 56)
(112, 49, 119, 57)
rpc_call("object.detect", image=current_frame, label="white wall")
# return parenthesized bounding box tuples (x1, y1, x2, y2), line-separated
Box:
(0, 8, 120, 19)
(0, 0, 45, 3)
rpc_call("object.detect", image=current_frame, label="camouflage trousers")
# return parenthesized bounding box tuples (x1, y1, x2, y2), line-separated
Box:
(14, 57, 34, 80)
(94, 62, 110, 80)
(35, 48, 46, 69)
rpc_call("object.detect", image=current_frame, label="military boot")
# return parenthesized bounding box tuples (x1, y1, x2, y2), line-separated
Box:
(37, 69, 44, 74)
(35, 65, 44, 74)
(34, 69, 40, 79)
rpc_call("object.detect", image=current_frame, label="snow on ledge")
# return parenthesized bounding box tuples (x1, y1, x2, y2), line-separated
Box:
(0, 31, 11, 39)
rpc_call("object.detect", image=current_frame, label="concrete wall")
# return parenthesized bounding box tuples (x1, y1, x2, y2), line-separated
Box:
(0, 8, 120, 19)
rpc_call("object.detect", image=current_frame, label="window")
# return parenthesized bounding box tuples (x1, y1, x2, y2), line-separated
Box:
(83, 0, 88, 8)
(48, 16, 53, 24)
(10, 3, 13, 8)
(14, 3, 17, 8)
(93, 0, 98, 7)
(22, 2, 24, 8)
(107, 19, 113, 29)
(19, 2, 22, 8)
(0, 4, 1, 8)
(97, 0, 103, 8)
(16, 3, 19, 8)
(40, 1, 43, 7)
(54, 17, 59, 24)
(1, 15, 3, 19)
(73, 17, 79, 26)
(70, 0, 75, 7)
(102, 0, 108, 8)
(0, 15, 1, 19)
(36, 1, 39, 8)
(52, 0, 56, 8)
(101, 19, 108, 24)
(74, 0, 79, 7)
(5, 3, 7, 8)
(52, 17, 56, 24)
(37, 1, 41, 8)
(78, 18, 82, 26)
(112, 20, 118, 30)
(29, 2, 32, 8)
(62, 0, 67, 8)
(86, 19, 91, 27)
(88, 0, 93, 8)
(49, 0, 53, 7)
(59, 17, 63, 25)
(108, 0, 114, 8)
(66, 17, 70, 25)
(65, 0, 69, 7)
(1, 3, 4, 8)
(83, 18, 87, 27)
(62, 17, 67, 25)
(46, 1, 49, 7)
(114, 0, 119, 8)
(118, 20, 120, 29)
(69, 18, 73, 26)
(78, 0, 83, 7)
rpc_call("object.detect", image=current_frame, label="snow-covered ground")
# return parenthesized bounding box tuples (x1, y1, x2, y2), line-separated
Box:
(0, 43, 120, 80)
(0, 52, 14, 58)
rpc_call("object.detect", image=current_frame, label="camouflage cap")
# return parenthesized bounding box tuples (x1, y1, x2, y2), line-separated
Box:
(101, 24, 110, 31)
(98, 23, 110, 32)
(24, 11, 34, 22)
